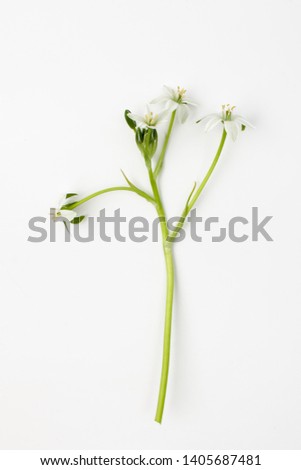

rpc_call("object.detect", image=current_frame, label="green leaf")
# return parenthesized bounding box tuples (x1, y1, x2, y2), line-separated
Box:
(70, 215, 85, 224)
(120, 169, 135, 188)
(121, 169, 152, 194)
(65, 193, 78, 199)
(124, 109, 136, 130)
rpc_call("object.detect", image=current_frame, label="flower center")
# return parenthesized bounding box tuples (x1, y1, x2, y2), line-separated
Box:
(177, 86, 187, 103)
(222, 104, 235, 120)
(144, 111, 158, 126)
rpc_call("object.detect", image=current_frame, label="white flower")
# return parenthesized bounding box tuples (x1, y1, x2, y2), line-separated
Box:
(53, 208, 77, 221)
(198, 104, 254, 141)
(127, 105, 167, 129)
(52, 194, 78, 221)
(151, 85, 196, 123)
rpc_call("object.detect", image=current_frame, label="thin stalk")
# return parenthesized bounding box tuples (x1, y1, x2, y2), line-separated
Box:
(152, 130, 227, 419)
(147, 165, 175, 424)
(169, 129, 227, 242)
(154, 110, 176, 179)
(155, 242, 174, 423)
(63, 186, 155, 210)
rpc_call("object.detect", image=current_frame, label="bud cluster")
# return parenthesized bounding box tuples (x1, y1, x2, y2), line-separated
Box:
(124, 109, 158, 164)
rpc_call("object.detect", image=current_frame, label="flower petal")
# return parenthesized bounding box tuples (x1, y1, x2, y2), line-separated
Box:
(197, 113, 220, 124)
(224, 121, 240, 141)
(177, 104, 189, 123)
(184, 100, 197, 107)
(127, 112, 144, 123)
(58, 210, 77, 221)
(233, 115, 255, 128)
(150, 95, 168, 104)
(60, 195, 78, 207)
(167, 100, 178, 112)
(58, 196, 67, 208)
(163, 85, 176, 99)
(205, 116, 222, 132)
(150, 95, 166, 104)
(157, 108, 169, 122)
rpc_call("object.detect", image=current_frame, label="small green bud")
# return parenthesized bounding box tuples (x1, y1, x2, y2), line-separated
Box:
(70, 215, 85, 224)
(135, 127, 158, 162)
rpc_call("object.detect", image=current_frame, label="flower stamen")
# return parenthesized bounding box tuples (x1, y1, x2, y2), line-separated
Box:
(177, 86, 187, 102)
(222, 104, 236, 120)
(144, 111, 159, 126)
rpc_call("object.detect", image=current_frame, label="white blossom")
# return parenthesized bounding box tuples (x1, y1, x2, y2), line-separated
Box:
(127, 105, 167, 129)
(198, 104, 254, 141)
(52, 195, 78, 221)
(151, 85, 196, 123)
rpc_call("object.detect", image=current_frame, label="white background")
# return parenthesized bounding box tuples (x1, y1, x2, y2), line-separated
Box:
(0, 0, 300, 450)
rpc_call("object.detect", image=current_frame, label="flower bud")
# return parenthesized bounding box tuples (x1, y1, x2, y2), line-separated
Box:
(144, 128, 158, 159)
(135, 127, 158, 162)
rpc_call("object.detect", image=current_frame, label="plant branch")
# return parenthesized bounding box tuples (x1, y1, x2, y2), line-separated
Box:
(62, 185, 155, 210)
(154, 110, 176, 179)
(168, 128, 227, 242)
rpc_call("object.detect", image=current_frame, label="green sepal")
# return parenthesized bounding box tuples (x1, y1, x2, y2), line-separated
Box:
(65, 193, 78, 199)
(134, 127, 158, 162)
(148, 128, 158, 158)
(70, 215, 85, 224)
(241, 124, 246, 131)
(124, 110, 136, 130)
(61, 202, 76, 210)
(143, 128, 158, 159)
(135, 127, 145, 145)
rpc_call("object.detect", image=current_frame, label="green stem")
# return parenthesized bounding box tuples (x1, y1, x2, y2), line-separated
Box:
(155, 243, 174, 424)
(63, 186, 155, 210)
(147, 165, 175, 424)
(154, 110, 176, 179)
(169, 128, 227, 242)
(152, 131, 227, 420)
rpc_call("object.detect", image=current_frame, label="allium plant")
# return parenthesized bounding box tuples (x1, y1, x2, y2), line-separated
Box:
(54, 86, 253, 424)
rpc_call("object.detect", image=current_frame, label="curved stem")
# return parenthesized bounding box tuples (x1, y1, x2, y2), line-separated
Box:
(147, 165, 175, 424)
(154, 110, 176, 179)
(63, 185, 155, 210)
(168, 129, 227, 242)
